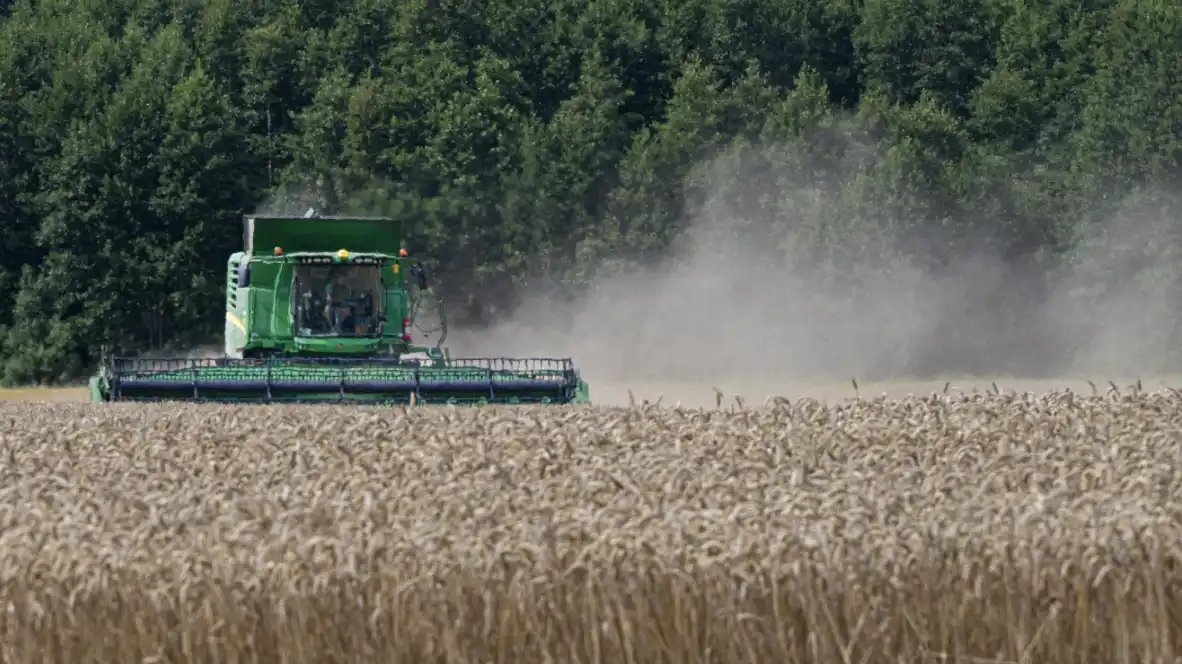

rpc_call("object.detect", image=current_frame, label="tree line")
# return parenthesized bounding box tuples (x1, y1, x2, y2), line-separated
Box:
(0, 0, 1179, 384)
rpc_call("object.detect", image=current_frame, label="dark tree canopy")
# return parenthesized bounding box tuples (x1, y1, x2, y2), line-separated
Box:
(0, 0, 1180, 384)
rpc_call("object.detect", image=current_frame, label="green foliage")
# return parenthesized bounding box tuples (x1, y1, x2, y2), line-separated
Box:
(0, 0, 1179, 382)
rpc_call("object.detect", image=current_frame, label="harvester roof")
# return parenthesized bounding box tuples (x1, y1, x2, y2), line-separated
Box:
(243, 214, 402, 256)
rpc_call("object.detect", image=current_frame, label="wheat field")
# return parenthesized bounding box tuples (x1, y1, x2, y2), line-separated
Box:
(0, 388, 1180, 663)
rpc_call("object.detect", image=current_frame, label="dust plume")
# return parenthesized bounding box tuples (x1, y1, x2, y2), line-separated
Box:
(249, 177, 331, 217)
(137, 345, 225, 360)
(450, 140, 1182, 388)
(1043, 187, 1182, 377)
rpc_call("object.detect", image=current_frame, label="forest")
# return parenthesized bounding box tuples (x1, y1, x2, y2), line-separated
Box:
(0, 0, 1180, 384)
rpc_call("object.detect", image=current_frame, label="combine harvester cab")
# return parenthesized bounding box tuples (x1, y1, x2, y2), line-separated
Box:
(89, 213, 590, 406)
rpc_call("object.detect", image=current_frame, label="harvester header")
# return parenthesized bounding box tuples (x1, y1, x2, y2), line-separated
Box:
(88, 212, 590, 406)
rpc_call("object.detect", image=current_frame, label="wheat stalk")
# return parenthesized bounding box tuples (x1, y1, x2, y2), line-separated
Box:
(0, 391, 1178, 663)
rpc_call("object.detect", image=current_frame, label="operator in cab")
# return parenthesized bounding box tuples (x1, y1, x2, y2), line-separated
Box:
(324, 269, 378, 335)
(294, 262, 382, 336)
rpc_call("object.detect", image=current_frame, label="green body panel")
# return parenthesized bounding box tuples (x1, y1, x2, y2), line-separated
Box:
(246, 215, 402, 255)
(87, 374, 103, 403)
(90, 213, 590, 406)
(224, 252, 249, 355)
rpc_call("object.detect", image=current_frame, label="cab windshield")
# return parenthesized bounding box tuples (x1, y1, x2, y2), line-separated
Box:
(292, 264, 384, 337)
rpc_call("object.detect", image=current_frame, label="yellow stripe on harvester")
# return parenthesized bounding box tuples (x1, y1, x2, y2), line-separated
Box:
(226, 311, 246, 334)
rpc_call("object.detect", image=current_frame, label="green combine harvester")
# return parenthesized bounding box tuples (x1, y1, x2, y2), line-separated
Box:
(88, 213, 590, 405)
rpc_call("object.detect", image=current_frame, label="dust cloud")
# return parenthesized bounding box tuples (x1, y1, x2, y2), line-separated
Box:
(138, 345, 226, 360)
(448, 142, 1182, 397)
(235, 142, 1182, 402)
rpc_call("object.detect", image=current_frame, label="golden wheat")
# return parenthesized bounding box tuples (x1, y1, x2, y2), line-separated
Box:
(0, 388, 1179, 663)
